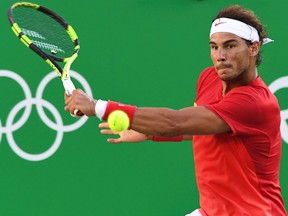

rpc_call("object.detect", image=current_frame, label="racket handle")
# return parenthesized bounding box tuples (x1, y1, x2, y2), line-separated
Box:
(62, 78, 82, 117)
(62, 78, 76, 96)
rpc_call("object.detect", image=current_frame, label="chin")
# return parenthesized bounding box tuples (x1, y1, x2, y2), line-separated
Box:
(219, 74, 232, 81)
(219, 76, 228, 81)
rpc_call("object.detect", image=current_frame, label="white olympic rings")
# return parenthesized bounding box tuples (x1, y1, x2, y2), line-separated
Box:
(269, 76, 288, 144)
(0, 71, 286, 162)
(0, 70, 92, 161)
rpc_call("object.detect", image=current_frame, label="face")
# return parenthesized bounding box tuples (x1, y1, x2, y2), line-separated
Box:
(210, 32, 258, 82)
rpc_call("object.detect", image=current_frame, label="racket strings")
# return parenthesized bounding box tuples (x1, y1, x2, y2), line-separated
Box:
(12, 7, 75, 59)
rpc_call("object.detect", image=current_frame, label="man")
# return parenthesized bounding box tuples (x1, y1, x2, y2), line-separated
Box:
(64, 5, 287, 216)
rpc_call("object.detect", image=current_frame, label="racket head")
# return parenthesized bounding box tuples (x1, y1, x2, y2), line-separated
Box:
(8, 2, 80, 79)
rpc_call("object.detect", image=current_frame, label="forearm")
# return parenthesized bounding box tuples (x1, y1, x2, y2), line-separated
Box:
(131, 105, 216, 136)
(132, 107, 186, 137)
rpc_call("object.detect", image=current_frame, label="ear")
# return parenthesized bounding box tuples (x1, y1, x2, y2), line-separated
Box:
(249, 41, 260, 57)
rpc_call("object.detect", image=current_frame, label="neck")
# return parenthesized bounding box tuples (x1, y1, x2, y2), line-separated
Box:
(222, 68, 258, 96)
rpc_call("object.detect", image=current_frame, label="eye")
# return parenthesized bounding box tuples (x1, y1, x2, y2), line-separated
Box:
(226, 44, 235, 49)
(210, 45, 218, 50)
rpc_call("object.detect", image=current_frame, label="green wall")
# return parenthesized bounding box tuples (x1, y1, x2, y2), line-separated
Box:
(0, 0, 287, 215)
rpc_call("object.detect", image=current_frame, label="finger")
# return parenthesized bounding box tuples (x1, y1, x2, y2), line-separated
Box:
(99, 122, 109, 129)
(100, 129, 117, 135)
(107, 138, 122, 144)
(64, 92, 74, 106)
(64, 103, 73, 112)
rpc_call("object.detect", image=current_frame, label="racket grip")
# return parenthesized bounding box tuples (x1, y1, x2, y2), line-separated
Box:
(63, 78, 81, 117)
(62, 78, 76, 96)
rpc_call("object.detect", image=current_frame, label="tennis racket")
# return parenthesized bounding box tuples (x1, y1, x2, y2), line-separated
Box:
(8, 2, 82, 116)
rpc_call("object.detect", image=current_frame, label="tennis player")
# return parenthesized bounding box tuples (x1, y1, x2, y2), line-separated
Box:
(64, 4, 287, 216)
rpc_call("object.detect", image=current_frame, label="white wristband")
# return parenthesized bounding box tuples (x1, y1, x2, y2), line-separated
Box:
(95, 99, 108, 120)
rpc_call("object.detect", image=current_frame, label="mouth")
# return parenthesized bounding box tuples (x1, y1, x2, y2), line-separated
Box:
(216, 64, 232, 71)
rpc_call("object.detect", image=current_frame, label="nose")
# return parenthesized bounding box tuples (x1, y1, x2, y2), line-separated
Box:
(216, 48, 226, 62)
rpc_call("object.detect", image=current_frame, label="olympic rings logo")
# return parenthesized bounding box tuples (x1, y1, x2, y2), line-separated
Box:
(0, 70, 286, 162)
(269, 76, 288, 145)
(0, 70, 92, 161)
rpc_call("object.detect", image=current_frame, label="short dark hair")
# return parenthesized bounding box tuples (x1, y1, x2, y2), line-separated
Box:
(213, 5, 268, 66)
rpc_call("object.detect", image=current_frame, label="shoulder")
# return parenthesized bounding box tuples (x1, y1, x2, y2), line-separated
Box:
(197, 66, 218, 87)
(222, 78, 280, 125)
(229, 76, 278, 105)
(199, 66, 217, 79)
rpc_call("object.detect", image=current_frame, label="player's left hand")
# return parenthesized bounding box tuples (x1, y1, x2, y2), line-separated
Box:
(99, 122, 148, 144)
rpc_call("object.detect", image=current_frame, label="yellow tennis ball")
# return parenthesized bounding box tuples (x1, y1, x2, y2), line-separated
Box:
(107, 110, 130, 132)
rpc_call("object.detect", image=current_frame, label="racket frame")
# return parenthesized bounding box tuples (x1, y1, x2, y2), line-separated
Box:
(8, 1, 80, 96)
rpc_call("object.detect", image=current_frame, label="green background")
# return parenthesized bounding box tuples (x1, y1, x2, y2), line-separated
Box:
(0, 0, 287, 215)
